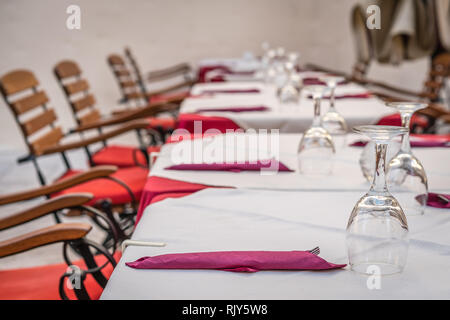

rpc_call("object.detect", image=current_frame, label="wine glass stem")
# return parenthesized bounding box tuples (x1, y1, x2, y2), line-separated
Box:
(329, 86, 336, 110)
(312, 97, 322, 127)
(400, 113, 412, 153)
(369, 142, 389, 195)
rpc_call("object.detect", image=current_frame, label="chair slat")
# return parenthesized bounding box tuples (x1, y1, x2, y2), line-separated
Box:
(115, 69, 131, 77)
(11, 91, 49, 115)
(0, 70, 39, 95)
(108, 54, 126, 66)
(120, 80, 137, 88)
(21, 109, 57, 136)
(30, 127, 64, 155)
(64, 79, 89, 95)
(424, 80, 442, 89)
(79, 109, 101, 126)
(72, 94, 96, 112)
(125, 91, 144, 100)
(54, 60, 81, 79)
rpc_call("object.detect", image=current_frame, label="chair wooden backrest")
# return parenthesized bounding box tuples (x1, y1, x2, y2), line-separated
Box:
(421, 53, 450, 102)
(54, 60, 101, 128)
(107, 54, 147, 107)
(0, 70, 63, 156)
(124, 47, 147, 95)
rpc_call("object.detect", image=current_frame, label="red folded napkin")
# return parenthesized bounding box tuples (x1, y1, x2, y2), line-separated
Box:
(126, 249, 346, 272)
(302, 78, 348, 86)
(200, 89, 260, 94)
(426, 193, 450, 209)
(350, 134, 450, 148)
(308, 93, 371, 99)
(165, 159, 293, 172)
(195, 105, 269, 113)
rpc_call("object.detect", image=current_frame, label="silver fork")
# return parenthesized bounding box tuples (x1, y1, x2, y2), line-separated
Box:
(309, 246, 320, 255)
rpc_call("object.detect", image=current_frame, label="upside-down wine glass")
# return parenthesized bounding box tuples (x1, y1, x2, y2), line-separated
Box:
(278, 61, 300, 104)
(320, 76, 349, 139)
(347, 125, 409, 275)
(297, 85, 335, 175)
(386, 102, 428, 216)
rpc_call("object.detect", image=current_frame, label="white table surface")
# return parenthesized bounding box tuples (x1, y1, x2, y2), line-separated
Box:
(151, 133, 450, 192)
(101, 188, 450, 300)
(181, 81, 392, 133)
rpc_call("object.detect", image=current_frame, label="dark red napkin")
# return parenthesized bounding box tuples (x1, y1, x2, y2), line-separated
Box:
(126, 249, 346, 272)
(302, 78, 348, 86)
(195, 106, 269, 113)
(165, 159, 293, 172)
(350, 134, 450, 148)
(426, 193, 450, 209)
(308, 93, 371, 100)
(200, 89, 260, 94)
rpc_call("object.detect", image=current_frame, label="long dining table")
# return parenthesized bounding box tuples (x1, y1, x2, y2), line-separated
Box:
(101, 131, 450, 299)
(101, 74, 450, 299)
(177, 77, 393, 134)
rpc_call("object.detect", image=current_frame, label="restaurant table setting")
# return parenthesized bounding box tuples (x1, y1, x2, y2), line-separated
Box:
(179, 80, 392, 134)
(101, 46, 450, 300)
(102, 187, 450, 299)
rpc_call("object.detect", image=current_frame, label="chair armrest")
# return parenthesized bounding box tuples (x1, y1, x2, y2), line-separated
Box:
(147, 79, 195, 97)
(0, 166, 117, 205)
(0, 194, 93, 231)
(41, 120, 149, 155)
(73, 102, 179, 132)
(417, 104, 449, 119)
(370, 91, 415, 103)
(438, 114, 450, 124)
(365, 79, 423, 98)
(304, 63, 351, 78)
(0, 223, 92, 258)
(147, 63, 191, 82)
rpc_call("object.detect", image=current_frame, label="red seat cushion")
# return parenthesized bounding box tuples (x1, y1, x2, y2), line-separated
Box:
(0, 252, 121, 300)
(52, 167, 148, 206)
(148, 91, 190, 104)
(376, 113, 429, 129)
(146, 117, 177, 131)
(91, 145, 161, 168)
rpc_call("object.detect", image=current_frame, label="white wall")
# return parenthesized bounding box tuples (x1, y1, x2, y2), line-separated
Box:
(0, 0, 428, 149)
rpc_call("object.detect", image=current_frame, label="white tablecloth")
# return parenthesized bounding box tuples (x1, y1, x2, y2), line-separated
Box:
(101, 188, 450, 299)
(151, 133, 450, 192)
(182, 81, 392, 133)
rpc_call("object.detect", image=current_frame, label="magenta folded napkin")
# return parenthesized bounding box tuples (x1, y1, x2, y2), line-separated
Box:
(126, 249, 346, 272)
(426, 193, 450, 209)
(302, 78, 348, 86)
(350, 138, 450, 148)
(308, 93, 371, 100)
(196, 106, 269, 113)
(165, 159, 293, 172)
(200, 89, 261, 94)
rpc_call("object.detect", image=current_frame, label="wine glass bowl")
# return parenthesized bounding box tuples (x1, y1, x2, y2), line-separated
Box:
(347, 125, 409, 275)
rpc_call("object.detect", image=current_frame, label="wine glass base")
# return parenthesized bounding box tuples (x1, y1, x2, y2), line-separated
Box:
(350, 262, 403, 276)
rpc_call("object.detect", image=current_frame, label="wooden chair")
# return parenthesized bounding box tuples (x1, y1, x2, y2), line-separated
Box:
(54, 59, 168, 167)
(0, 187, 119, 299)
(124, 47, 194, 98)
(108, 52, 191, 107)
(0, 69, 151, 239)
(107, 54, 183, 141)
